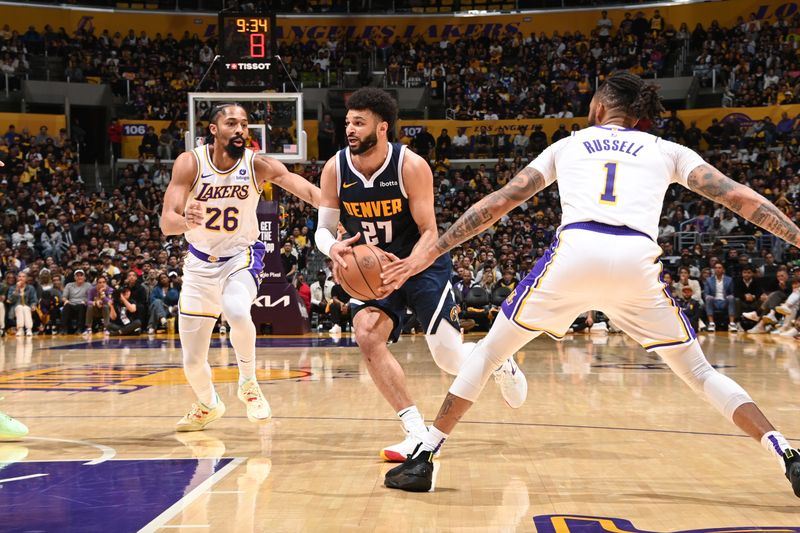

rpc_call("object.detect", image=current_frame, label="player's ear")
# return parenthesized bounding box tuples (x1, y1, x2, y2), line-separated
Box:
(208, 122, 217, 136)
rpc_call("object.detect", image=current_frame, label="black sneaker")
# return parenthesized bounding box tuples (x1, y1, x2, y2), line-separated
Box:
(384, 443, 434, 492)
(784, 448, 800, 497)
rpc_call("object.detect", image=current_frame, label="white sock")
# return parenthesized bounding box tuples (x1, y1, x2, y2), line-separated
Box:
(398, 406, 427, 436)
(762, 430, 792, 468)
(239, 375, 255, 387)
(420, 425, 448, 454)
(203, 393, 219, 410)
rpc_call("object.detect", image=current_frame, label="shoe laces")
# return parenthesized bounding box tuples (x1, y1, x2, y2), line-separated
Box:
(187, 403, 209, 420)
(241, 381, 263, 403)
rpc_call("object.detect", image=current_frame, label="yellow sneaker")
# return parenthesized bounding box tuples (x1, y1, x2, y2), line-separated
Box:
(237, 379, 271, 423)
(176, 396, 225, 432)
(0, 410, 28, 441)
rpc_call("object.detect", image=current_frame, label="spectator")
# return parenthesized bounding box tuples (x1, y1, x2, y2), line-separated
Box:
(676, 285, 702, 332)
(309, 270, 333, 328)
(108, 119, 122, 160)
(108, 286, 142, 336)
(139, 126, 159, 158)
(317, 113, 336, 160)
(703, 262, 737, 332)
(451, 128, 470, 158)
(735, 265, 763, 330)
(147, 272, 179, 334)
(435, 128, 451, 160)
(157, 129, 174, 160)
(280, 241, 298, 278)
(7, 271, 36, 336)
(328, 282, 350, 334)
(85, 274, 113, 336)
(61, 269, 90, 334)
(411, 126, 435, 161)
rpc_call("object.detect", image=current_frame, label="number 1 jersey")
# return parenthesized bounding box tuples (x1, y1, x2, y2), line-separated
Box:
(528, 125, 706, 241)
(337, 142, 420, 258)
(184, 144, 261, 257)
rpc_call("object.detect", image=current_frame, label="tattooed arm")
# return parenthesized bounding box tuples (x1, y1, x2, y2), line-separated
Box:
(687, 163, 800, 247)
(380, 166, 547, 290)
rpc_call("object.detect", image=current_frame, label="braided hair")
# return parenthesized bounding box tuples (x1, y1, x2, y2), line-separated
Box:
(597, 71, 665, 121)
(204, 103, 246, 145)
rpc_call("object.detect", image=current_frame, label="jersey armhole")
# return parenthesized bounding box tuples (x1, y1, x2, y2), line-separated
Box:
(334, 150, 342, 193)
(189, 149, 202, 191)
(249, 151, 262, 195)
(397, 144, 408, 199)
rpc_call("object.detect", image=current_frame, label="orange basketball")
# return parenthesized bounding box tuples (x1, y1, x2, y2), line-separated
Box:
(339, 245, 392, 301)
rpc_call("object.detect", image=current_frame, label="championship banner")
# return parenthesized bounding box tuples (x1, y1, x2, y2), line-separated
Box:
(0, 0, 794, 45)
(251, 200, 310, 335)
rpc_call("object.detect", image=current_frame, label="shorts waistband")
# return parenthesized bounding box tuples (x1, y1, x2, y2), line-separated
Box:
(561, 221, 651, 239)
(188, 244, 234, 263)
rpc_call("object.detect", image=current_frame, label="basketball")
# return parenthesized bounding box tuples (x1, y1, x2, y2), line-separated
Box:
(338, 245, 392, 301)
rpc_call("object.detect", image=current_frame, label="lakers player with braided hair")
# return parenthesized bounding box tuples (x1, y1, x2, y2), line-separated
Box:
(382, 71, 800, 496)
(161, 103, 320, 431)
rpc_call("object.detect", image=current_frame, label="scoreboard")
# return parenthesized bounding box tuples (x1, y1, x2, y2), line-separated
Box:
(218, 12, 277, 89)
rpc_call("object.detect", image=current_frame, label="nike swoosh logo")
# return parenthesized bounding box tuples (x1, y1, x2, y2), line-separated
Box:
(201, 173, 214, 179)
(342, 181, 358, 189)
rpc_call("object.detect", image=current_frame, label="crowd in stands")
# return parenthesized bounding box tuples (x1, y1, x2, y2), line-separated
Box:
(1, 104, 800, 336)
(1, 7, 796, 122)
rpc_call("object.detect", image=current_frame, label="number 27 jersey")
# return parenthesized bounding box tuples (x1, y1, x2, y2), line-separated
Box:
(337, 142, 420, 258)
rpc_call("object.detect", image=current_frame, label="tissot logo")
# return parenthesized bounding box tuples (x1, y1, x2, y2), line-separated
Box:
(225, 62, 272, 70)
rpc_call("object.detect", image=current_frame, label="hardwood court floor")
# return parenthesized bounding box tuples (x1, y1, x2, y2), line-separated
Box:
(1, 331, 800, 532)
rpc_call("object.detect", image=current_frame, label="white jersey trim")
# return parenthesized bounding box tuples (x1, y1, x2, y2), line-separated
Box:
(397, 144, 408, 199)
(204, 144, 242, 175)
(334, 150, 342, 193)
(345, 142, 393, 189)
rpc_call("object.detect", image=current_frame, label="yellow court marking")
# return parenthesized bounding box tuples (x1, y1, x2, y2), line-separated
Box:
(121, 367, 309, 386)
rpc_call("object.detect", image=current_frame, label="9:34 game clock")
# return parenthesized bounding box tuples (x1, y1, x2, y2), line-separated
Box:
(218, 12, 277, 89)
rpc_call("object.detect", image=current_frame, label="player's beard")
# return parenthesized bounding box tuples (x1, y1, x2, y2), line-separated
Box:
(224, 135, 246, 159)
(349, 130, 378, 155)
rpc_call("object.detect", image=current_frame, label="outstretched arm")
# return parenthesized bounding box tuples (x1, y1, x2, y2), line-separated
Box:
(255, 155, 321, 208)
(381, 166, 547, 290)
(687, 163, 800, 247)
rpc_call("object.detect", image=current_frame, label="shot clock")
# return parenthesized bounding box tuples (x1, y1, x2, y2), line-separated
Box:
(218, 12, 277, 89)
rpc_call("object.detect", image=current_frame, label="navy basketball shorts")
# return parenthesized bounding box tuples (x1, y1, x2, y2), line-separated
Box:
(350, 253, 459, 343)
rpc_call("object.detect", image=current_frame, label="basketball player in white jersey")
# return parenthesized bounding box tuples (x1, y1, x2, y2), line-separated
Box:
(314, 88, 526, 462)
(381, 71, 800, 495)
(161, 104, 320, 431)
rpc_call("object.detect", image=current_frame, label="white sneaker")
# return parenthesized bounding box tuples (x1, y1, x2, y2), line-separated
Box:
(176, 396, 226, 432)
(219, 325, 227, 335)
(494, 357, 527, 409)
(381, 430, 428, 462)
(147, 327, 155, 335)
(728, 323, 738, 332)
(781, 327, 799, 337)
(742, 311, 760, 322)
(25, 329, 32, 337)
(329, 324, 342, 334)
(748, 322, 767, 334)
(706, 322, 716, 332)
(776, 305, 793, 316)
(763, 311, 779, 325)
(591, 322, 608, 334)
(237, 379, 271, 423)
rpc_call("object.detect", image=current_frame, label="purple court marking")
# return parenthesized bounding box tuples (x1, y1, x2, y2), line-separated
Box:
(0, 458, 235, 532)
(533, 514, 800, 533)
(48, 336, 358, 350)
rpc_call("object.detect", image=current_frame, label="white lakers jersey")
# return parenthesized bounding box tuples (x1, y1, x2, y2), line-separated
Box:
(184, 144, 262, 257)
(529, 125, 706, 241)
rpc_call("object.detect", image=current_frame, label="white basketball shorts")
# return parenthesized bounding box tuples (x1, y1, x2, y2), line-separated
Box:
(501, 221, 696, 351)
(179, 242, 266, 320)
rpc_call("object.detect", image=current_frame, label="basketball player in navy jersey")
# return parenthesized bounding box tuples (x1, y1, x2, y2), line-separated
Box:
(381, 71, 800, 496)
(314, 88, 527, 461)
(162, 103, 319, 432)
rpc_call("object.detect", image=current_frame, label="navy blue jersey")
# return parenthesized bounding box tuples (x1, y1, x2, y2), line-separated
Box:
(337, 142, 419, 258)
